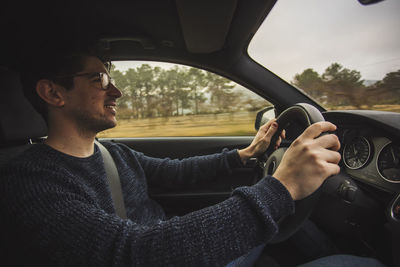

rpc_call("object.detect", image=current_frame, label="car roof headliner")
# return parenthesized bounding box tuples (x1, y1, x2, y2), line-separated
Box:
(1, 0, 277, 70)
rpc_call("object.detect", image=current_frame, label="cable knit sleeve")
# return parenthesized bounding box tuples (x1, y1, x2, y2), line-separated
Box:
(109, 142, 244, 188)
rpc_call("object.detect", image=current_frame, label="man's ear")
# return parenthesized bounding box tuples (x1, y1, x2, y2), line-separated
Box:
(35, 80, 65, 107)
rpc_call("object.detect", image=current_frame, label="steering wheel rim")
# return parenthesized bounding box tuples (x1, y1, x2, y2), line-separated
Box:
(262, 103, 326, 243)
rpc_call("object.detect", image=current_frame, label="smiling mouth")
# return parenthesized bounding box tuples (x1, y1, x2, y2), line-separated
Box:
(104, 104, 116, 113)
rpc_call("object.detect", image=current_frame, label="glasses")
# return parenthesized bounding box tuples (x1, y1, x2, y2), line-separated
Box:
(55, 72, 115, 90)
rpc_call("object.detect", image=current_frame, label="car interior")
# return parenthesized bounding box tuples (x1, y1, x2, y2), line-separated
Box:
(1, 0, 399, 266)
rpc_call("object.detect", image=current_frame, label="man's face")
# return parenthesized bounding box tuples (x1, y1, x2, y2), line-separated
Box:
(61, 56, 122, 134)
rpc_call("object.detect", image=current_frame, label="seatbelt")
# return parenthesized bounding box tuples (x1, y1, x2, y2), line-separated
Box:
(95, 140, 127, 219)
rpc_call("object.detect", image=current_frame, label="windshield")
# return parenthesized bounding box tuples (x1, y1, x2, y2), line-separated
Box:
(248, 0, 400, 113)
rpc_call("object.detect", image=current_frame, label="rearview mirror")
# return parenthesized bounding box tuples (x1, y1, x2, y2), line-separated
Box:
(255, 106, 276, 130)
(358, 0, 384, 5)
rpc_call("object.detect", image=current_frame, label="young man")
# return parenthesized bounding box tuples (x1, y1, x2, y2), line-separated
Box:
(1, 52, 381, 266)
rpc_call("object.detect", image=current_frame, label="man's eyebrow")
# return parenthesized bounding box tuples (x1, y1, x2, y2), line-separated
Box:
(87, 72, 102, 78)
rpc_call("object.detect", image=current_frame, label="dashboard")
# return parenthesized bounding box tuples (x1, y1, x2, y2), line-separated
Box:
(322, 110, 400, 227)
(324, 110, 400, 194)
(267, 108, 400, 264)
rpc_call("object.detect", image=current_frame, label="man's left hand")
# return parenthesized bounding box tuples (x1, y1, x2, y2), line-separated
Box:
(238, 119, 285, 165)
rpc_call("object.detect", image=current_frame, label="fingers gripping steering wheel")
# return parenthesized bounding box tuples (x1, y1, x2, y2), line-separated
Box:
(262, 103, 326, 243)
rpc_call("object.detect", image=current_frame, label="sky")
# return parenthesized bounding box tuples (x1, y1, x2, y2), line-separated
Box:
(248, 0, 400, 82)
(115, 0, 400, 83)
(114, 61, 177, 73)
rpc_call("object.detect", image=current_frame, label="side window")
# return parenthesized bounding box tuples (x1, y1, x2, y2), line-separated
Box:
(97, 61, 272, 138)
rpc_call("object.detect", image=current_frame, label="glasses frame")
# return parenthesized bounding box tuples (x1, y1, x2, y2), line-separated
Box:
(55, 72, 114, 90)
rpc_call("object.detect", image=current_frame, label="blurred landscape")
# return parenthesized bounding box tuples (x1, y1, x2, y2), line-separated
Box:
(98, 111, 258, 138)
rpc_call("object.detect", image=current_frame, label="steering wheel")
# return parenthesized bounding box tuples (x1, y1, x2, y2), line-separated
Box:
(261, 103, 326, 243)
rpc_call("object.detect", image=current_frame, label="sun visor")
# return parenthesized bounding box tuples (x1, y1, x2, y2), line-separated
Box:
(176, 0, 237, 53)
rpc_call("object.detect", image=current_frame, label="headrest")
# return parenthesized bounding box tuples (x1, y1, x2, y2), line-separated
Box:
(0, 69, 47, 144)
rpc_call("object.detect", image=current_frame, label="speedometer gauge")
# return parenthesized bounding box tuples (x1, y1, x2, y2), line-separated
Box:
(343, 136, 371, 170)
(377, 142, 400, 183)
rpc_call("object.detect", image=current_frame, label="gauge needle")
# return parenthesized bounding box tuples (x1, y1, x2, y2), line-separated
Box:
(391, 147, 399, 165)
(353, 145, 358, 156)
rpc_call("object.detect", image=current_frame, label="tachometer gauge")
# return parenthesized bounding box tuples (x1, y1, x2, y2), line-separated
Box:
(343, 136, 371, 169)
(377, 142, 400, 183)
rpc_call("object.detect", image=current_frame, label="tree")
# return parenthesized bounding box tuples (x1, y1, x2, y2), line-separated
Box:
(186, 68, 207, 114)
(242, 96, 271, 112)
(124, 68, 141, 119)
(168, 67, 188, 116)
(155, 67, 190, 116)
(134, 64, 157, 118)
(155, 68, 175, 117)
(206, 72, 236, 113)
(321, 63, 365, 108)
(292, 68, 325, 102)
(373, 70, 400, 103)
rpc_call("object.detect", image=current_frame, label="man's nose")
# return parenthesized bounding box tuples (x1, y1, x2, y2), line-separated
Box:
(108, 83, 122, 98)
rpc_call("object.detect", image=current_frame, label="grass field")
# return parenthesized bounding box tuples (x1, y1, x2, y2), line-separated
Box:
(97, 105, 400, 138)
(97, 111, 258, 138)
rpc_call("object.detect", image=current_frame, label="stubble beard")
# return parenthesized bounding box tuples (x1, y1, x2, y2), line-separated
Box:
(72, 109, 117, 137)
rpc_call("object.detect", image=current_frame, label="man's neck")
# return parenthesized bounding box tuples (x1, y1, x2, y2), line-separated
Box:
(45, 125, 97, 158)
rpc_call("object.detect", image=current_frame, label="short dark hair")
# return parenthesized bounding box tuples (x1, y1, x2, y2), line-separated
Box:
(20, 49, 110, 123)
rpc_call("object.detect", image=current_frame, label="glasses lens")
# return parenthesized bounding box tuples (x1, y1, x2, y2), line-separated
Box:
(101, 73, 110, 90)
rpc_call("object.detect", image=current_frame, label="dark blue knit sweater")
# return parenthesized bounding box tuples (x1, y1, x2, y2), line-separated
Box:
(0, 142, 294, 266)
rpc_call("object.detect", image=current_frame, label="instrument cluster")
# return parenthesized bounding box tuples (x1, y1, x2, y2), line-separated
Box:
(340, 129, 400, 190)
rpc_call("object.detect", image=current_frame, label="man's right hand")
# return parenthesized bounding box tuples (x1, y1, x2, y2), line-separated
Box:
(273, 121, 341, 201)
